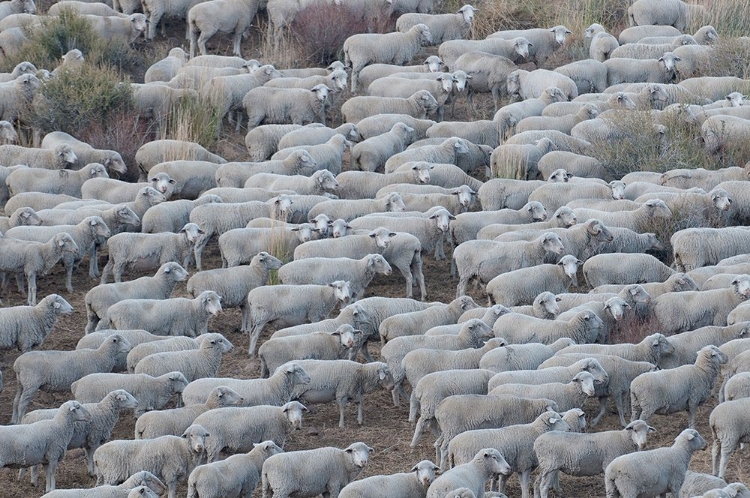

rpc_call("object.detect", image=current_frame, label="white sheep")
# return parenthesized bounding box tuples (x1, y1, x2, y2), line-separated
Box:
(630, 345, 727, 429)
(533, 420, 656, 498)
(604, 428, 707, 498)
(94, 424, 210, 498)
(485, 255, 581, 307)
(39, 471, 166, 497)
(603, 55, 679, 86)
(489, 371, 597, 412)
(427, 449, 511, 498)
(39, 131, 127, 176)
(215, 153, 316, 188)
(341, 90, 439, 124)
(439, 36, 532, 71)
(0, 143, 76, 170)
(396, 5, 476, 44)
(186, 440, 283, 498)
(84, 13, 148, 44)
(0, 400, 90, 492)
(340, 459, 441, 498)
(0, 294, 72, 352)
(133, 333, 232, 381)
(628, 0, 707, 31)
(11, 334, 131, 423)
(135, 140, 225, 174)
(0, 73, 40, 126)
(488, 25, 572, 66)
(506, 68, 578, 101)
(357, 55, 444, 90)
(344, 24, 433, 92)
(582, 252, 675, 287)
(261, 442, 373, 498)
(6, 162, 109, 198)
(618, 24, 681, 44)
(187, 0, 259, 57)
(243, 84, 332, 130)
(144, 47, 188, 83)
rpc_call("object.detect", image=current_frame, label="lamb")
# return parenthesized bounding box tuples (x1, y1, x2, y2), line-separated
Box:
(630, 345, 727, 429)
(242, 84, 332, 130)
(93, 424, 210, 498)
(215, 152, 317, 188)
(582, 252, 675, 287)
(185, 440, 282, 498)
(6, 162, 109, 198)
(0, 294, 72, 352)
(6, 216, 112, 293)
(245, 281, 352, 356)
(649, 275, 750, 335)
(344, 24, 433, 92)
(485, 255, 581, 307)
(453, 232, 565, 297)
(445, 412, 570, 498)
(604, 428, 707, 498)
(0, 143, 76, 170)
(258, 325, 364, 377)
(133, 333, 232, 382)
(11, 334, 131, 423)
(0, 400, 90, 492)
(261, 442, 373, 498)
(72, 371, 188, 418)
(84, 262, 188, 333)
(341, 90, 439, 124)
(488, 25, 572, 66)
(340, 459, 441, 498)
(426, 449, 511, 498)
(506, 68, 578, 101)
(20, 390, 138, 480)
(188, 195, 293, 269)
(0, 232, 78, 305)
(533, 420, 656, 498)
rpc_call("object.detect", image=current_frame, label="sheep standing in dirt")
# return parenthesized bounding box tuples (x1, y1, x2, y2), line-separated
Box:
(427, 449, 511, 498)
(187, 0, 259, 57)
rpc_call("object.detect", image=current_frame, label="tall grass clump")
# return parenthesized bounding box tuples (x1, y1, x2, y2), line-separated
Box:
(696, 0, 750, 37)
(161, 93, 222, 150)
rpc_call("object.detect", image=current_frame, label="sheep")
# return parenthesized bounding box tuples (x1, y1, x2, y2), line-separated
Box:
(215, 152, 317, 188)
(453, 232, 565, 297)
(506, 69, 578, 101)
(0, 143, 76, 170)
(396, 5, 475, 44)
(39, 132, 127, 177)
(338, 164, 431, 201)
(134, 385, 244, 440)
(0, 0, 34, 20)
(427, 449, 511, 498)
(527, 181, 625, 213)
(144, 47, 187, 83)
(258, 325, 364, 377)
(722, 371, 750, 401)
(680, 471, 730, 498)
(610, 34, 697, 60)
(343, 24, 433, 92)
(187, 0, 259, 57)
(126, 335, 211, 373)
(350, 209, 454, 260)
(6, 163, 109, 203)
(133, 333, 232, 383)
(245, 281, 351, 356)
(446, 412, 570, 498)
(0, 206, 42, 233)
(488, 370, 596, 411)
(357, 55, 444, 90)
(628, 0, 707, 31)
(135, 140, 225, 175)
(83, 13, 147, 44)
(6, 216, 112, 293)
(581, 252, 675, 288)
(188, 195, 293, 269)
(261, 442, 373, 498)
(559, 331, 673, 363)
(243, 84, 332, 130)
(449, 201, 548, 246)
(84, 262, 188, 333)
(0, 232, 78, 305)
(40, 473, 166, 497)
(711, 396, 750, 478)
(0, 294, 72, 353)
(629, 345, 727, 429)
(503, 130, 593, 155)
(605, 428, 707, 498)
(384, 138, 473, 174)
(516, 104, 599, 135)
(487, 357, 608, 392)
(589, 30, 620, 62)
(12, 334, 131, 423)
(367, 74, 454, 122)
(439, 36, 532, 71)
(20, 389, 138, 480)
(306, 192, 406, 221)
(588, 273, 696, 299)
(594, 227, 665, 255)
(341, 90, 439, 125)
(35, 204, 140, 237)
(339, 459, 440, 498)
(0, 73, 40, 126)
(506, 291, 563, 320)
(650, 275, 750, 335)
(671, 228, 750, 272)
(478, 338, 573, 372)
(0, 400, 90, 492)
(266, 135, 349, 177)
(603, 55, 678, 86)
(678, 76, 750, 102)
(533, 420, 656, 498)
(277, 123, 361, 150)
(488, 25, 572, 66)
(380, 295, 479, 344)
(93, 424, 209, 498)
(618, 25, 682, 44)
(702, 114, 750, 158)
(243, 124, 306, 161)
(485, 255, 580, 307)
(140, 196, 220, 234)
(81, 174, 177, 205)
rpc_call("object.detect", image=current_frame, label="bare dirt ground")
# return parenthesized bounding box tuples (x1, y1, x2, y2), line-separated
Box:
(0, 240, 748, 497)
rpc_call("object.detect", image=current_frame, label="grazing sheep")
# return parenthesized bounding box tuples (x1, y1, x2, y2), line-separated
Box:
(446, 412, 570, 498)
(133, 333, 232, 381)
(478, 338, 573, 372)
(94, 424, 210, 498)
(21, 389, 138, 480)
(604, 428, 707, 498)
(340, 459, 441, 498)
(12, 334, 130, 423)
(342, 90, 439, 124)
(84, 262, 187, 333)
(488, 25, 572, 66)
(186, 440, 283, 498)
(486, 255, 581, 307)
(261, 442, 373, 498)
(630, 345, 727, 429)
(344, 24, 433, 92)
(488, 371, 597, 413)
(426, 449, 511, 498)
(439, 36, 532, 71)
(533, 420, 656, 498)
(582, 252, 674, 287)
(243, 84, 332, 130)
(0, 400, 90, 492)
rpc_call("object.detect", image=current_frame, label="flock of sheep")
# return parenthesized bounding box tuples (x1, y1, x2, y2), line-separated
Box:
(3, 0, 750, 496)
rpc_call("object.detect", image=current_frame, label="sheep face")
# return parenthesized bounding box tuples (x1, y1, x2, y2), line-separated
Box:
(130, 486, 158, 498)
(429, 208, 455, 233)
(725, 92, 744, 107)
(0, 121, 17, 144)
(282, 363, 311, 386)
(20, 0, 36, 14)
(414, 24, 433, 45)
(657, 52, 680, 75)
(281, 401, 307, 429)
(412, 460, 440, 487)
(604, 297, 631, 321)
(733, 275, 750, 299)
(698, 345, 728, 366)
(383, 192, 406, 212)
(572, 371, 596, 396)
(644, 199, 672, 219)
(16, 207, 42, 226)
(437, 74, 454, 94)
(159, 262, 189, 282)
(329, 70, 348, 91)
(584, 23, 604, 38)
(513, 38, 532, 59)
(315, 170, 339, 191)
(149, 172, 176, 196)
(475, 448, 512, 476)
(557, 255, 582, 279)
(270, 195, 294, 220)
(88, 164, 109, 179)
(526, 201, 547, 221)
(117, 206, 141, 227)
(181, 223, 205, 244)
(644, 233, 665, 251)
(55, 232, 79, 255)
(332, 324, 358, 349)
(415, 91, 439, 113)
(368, 228, 397, 249)
(675, 428, 707, 451)
(711, 189, 732, 211)
(254, 440, 284, 459)
(547, 169, 571, 183)
(451, 186, 475, 209)
(551, 25, 572, 45)
(452, 71, 470, 92)
(564, 408, 587, 432)
(553, 207, 577, 227)
(345, 442, 374, 468)
(182, 424, 210, 455)
(377, 363, 395, 390)
(625, 420, 656, 450)
(199, 291, 223, 316)
(625, 284, 651, 305)
(424, 55, 443, 73)
(113, 389, 139, 410)
(329, 219, 351, 238)
(463, 318, 493, 342)
(129, 13, 148, 37)
(367, 254, 392, 276)
(108, 334, 132, 355)
(410, 162, 432, 184)
(608, 181, 626, 199)
(45, 294, 74, 314)
(329, 280, 352, 304)
(64, 400, 92, 422)
(537, 292, 560, 316)
(541, 232, 565, 255)
(650, 333, 675, 356)
(211, 386, 244, 407)
(132, 471, 167, 495)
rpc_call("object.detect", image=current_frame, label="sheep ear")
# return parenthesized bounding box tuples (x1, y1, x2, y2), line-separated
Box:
(686, 432, 696, 440)
(648, 426, 656, 433)
(548, 417, 558, 424)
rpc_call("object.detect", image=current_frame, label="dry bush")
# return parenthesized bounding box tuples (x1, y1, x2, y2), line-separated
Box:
(160, 93, 222, 150)
(705, 38, 750, 79)
(694, 0, 750, 37)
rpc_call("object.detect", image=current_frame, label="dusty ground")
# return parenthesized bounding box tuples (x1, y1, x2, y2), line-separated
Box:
(0, 239, 748, 498)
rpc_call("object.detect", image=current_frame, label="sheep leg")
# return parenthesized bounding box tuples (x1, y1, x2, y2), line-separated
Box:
(248, 319, 268, 356)
(408, 391, 419, 422)
(88, 245, 100, 278)
(590, 396, 608, 426)
(519, 469, 533, 498)
(193, 236, 211, 271)
(146, 10, 163, 40)
(27, 271, 36, 306)
(168, 480, 178, 498)
(393, 261, 413, 299)
(112, 262, 125, 284)
(197, 30, 214, 58)
(712, 439, 721, 475)
(687, 402, 698, 429)
(411, 253, 426, 300)
(64, 254, 74, 293)
(12, 385, 35, 424)
(718, 438, 738, 478)
(434, 436, 442, 463)
(240, 304, 249, 332)
(535, 469, 555, 498)
(45, 461, 56, 492)
(100, 259, 114, 284)
(356, 393, 364, 425)
(410, 415, 429, 448)
(84, 447, 96, 476)
(11, 386, 22, 423)
(31, 465, 40, 486)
